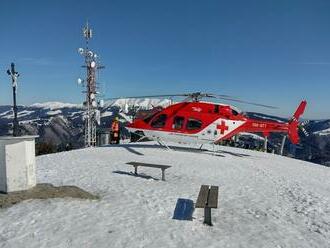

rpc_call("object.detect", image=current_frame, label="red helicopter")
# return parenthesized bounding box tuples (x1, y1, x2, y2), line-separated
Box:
(110, 92, 307, 146)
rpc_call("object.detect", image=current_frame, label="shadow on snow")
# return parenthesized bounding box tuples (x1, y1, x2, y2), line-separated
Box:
(112, 170, 159, 181)
(102, 143, 250, 158)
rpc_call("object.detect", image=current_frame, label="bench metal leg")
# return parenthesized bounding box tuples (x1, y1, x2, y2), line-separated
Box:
(161, 168, 165, 181)
(204, 207, 212, 226)
(134, 166, 138, 175)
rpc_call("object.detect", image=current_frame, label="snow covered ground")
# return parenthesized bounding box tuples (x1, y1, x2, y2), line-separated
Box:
(0, 142, 329, 247)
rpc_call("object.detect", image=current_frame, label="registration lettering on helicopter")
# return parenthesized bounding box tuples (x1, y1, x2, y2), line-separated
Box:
(252, 123, 267, 128)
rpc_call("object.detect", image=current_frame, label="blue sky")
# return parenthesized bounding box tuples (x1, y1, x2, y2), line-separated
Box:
(0, 0, 329, 119)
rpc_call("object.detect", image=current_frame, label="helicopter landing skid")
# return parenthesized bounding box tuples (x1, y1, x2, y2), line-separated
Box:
(156, 138, 172, 151)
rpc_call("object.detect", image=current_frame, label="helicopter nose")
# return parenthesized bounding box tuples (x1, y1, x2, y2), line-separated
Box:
(127, 120, 141, 128)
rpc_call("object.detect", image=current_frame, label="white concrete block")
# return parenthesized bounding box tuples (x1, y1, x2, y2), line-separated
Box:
(0, 136, 38, 193)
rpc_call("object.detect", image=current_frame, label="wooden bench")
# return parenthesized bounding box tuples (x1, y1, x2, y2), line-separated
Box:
(126, 162, 171, 181)
(195, 185, 219, 226)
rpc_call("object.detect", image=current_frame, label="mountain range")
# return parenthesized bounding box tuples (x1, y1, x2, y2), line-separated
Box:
(0, 99, 329, 166)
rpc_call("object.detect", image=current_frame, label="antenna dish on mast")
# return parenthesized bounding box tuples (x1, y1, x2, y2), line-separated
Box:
(99, 99, 104, 108)
(77, 78, 83, 85)
(87, 51, 93, 57)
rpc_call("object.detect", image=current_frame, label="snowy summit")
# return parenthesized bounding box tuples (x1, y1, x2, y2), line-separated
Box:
(0, 142, 329, 247)
(31, 102, 82, 110)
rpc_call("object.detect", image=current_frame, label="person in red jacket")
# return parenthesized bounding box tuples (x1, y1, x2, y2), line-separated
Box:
(111, 117, 120, 144)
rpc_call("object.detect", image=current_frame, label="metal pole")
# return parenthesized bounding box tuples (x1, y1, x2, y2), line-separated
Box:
(280, 135, 286, 156)
(12, 85, 19, 136)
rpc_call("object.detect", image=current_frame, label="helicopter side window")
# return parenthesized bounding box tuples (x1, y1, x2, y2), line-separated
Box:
(172, 116, 185, 130)
(214, 105, 219, 113)
(151, 114, 167, 128)
(186, 118, 202, 130)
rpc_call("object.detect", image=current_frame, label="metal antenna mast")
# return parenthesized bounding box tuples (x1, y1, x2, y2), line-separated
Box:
(77, 21, 104, 147)
(6, 62, 21, 137)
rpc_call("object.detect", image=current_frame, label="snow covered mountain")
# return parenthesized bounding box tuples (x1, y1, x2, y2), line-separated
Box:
(0, 99, 171, 151)
(0, 102, 85, 150)
(0, 100, 329, 165)
(0, 142, 329, 247)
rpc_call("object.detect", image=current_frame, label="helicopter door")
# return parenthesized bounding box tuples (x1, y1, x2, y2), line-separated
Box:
(172, 116, 185, 130)
(146, 114, 169, 140)
(186, 118, 202, 130)
(183, 118, 203, 143)
(150, 114, 167, 129)
(169, 116, 192, 143)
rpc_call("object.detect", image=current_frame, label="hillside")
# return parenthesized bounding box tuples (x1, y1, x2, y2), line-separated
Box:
(0, 142, 329, 247)
(0, 102, 85, 150)
(0, 99, 170, 150)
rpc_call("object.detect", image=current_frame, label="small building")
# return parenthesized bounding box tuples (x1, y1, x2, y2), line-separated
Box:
(0, 136, 38, 193)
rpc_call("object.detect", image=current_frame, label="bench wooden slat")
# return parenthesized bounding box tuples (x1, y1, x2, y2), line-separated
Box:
(126, 162, 171, 169)
(195, 185, 210, 208)
(207, 186, 219, 208)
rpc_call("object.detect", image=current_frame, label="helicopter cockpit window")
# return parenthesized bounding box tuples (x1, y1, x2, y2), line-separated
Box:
(143, 113, 157, 124)
(186, 118, 202, 130)
(151, 114, 167, 128)
(232, 109, 239, 116)
(173, 116, 185, 130)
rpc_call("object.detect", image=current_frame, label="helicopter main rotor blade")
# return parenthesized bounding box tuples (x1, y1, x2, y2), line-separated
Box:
(105, 92, 230, 101)
(212, 95, 278, 109)
(104, 94, 190, 101)
(104, 92, 277, 109)
(204, 93, 232, 98)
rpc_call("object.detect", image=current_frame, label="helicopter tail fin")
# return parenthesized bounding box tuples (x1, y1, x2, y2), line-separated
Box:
(288, 100, 307, 144)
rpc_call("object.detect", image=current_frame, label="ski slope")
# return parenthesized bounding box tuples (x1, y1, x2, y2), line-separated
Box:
(0, 142, 329, 247)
